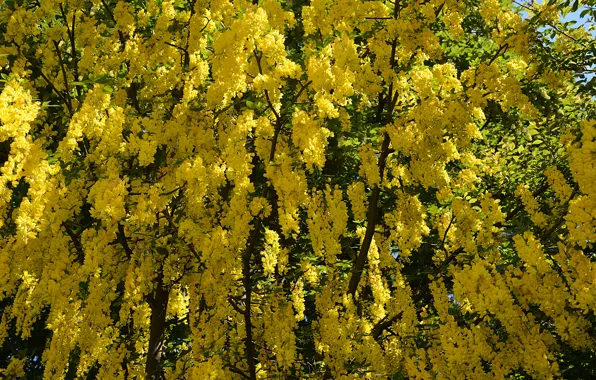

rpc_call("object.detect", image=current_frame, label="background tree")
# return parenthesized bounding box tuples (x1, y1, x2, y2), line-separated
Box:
(0, 0, 594, 379)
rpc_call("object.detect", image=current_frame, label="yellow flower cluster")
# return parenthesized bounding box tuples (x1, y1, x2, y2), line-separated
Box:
(515, 184, 549, 227)
(386, 193, 430, 258)
(307, 185, 348, 264)
(291, 110, 333, 171)
(0, 0, 594, 378)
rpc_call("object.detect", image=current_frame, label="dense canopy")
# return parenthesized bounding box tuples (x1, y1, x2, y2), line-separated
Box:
(0, 0, 595, 379)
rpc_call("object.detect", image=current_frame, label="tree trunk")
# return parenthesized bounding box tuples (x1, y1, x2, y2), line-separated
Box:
(145, 272, 169, 380)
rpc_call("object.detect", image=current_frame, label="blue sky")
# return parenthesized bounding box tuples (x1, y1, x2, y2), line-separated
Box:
(516, 1, 596, 84)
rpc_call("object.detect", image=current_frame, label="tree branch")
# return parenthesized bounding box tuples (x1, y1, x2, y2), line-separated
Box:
(11, 40, 72, 114)
(52, 40, 74, 115)
(59, 3, 81, 100)
(371, 312, 403, 340)
(253, 50, 280, 121)
(62, 222, 84, 263)
(117, 223, 134, 259)
(347, 2, 400, 297)
(347, 132, 392, 297)
(145, 270, 169, 380)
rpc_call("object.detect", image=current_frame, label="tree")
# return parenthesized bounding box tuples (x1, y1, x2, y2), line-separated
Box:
(0, 0, 594, 378)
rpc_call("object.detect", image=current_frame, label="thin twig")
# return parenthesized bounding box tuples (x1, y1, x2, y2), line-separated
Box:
(253, 50, 280, 121)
